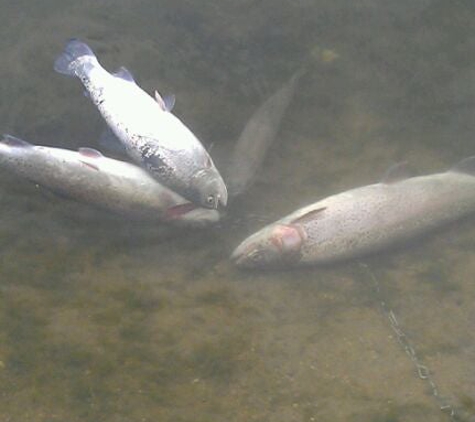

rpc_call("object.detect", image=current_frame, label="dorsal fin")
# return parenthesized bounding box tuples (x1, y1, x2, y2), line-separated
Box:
(1, 134, 32, 147)
(450, 156, 475, 176)
(290, 207, 326, 225)
(113, 66, 136, 83)
(381, 162, 415, 184)
(154, 91, 175, 111)
(163, 94, 176, 111)
(78, 147, 103, 158)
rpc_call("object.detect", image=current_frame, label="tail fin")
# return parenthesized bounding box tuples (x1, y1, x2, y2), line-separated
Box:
(54, 39, 96, 76)
(1, 134, 32, 148)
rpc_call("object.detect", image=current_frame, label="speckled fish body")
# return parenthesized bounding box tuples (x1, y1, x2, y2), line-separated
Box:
(54, 39, 227, 209)
(226, 70, 302, 197)
(232, 159, 475, 268)
(0, 135, 219, 226)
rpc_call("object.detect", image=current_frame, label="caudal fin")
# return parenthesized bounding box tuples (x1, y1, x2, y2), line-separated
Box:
(54, 39, 96, 76)
(1, 134, 32, 148)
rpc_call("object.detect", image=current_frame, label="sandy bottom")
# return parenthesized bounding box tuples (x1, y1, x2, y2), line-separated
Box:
(0, 0, 475, 421)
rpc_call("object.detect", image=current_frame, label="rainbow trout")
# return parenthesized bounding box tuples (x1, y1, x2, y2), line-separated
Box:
(232, 159, 475, 268)
(0, 135, 219, 226)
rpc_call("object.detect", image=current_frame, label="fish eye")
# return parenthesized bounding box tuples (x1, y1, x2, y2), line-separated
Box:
(248, 250, 265, 263)
(206, 195, 216, 206)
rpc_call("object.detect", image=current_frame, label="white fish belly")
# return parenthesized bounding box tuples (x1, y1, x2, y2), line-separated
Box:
(85, 66, 203, 154)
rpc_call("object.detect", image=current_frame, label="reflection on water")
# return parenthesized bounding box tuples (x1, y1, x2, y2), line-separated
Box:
(1, 0, 475, 421)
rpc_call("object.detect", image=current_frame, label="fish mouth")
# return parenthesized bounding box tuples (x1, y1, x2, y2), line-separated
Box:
(217, 184, 228, 207)
(230, 242, 245, 262)
(216, 192, 228, 209)
(230, 236, 267, 269)
(230, 244, 252, 268)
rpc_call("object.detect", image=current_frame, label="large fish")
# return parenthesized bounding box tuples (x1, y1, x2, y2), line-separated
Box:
(231, 159, 475, 268)
(226, 70, 302, 197)
(54, 39, 227, 209)
(0, 135, 219, 226)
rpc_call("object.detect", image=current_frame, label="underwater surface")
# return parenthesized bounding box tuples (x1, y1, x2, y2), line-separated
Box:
(1, 0, 475, 420)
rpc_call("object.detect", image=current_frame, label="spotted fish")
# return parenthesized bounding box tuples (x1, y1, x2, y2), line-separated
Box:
(232, 159, 475, 268)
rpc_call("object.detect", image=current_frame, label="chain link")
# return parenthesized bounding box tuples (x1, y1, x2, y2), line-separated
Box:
(360, 263, 460, 421)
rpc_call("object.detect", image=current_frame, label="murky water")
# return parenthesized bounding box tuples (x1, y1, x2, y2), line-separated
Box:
(1, 0, 475, 421)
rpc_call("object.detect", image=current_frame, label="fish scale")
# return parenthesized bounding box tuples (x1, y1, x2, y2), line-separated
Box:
(54, 39, 227, 209)
(0, 134, 219, 226)
(232, 160, 475, 268)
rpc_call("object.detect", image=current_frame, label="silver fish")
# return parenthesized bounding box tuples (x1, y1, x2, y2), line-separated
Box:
(54, 39, 227, 209)
(226, 70, 302, 197)
(231, 159, 475, 268)
(0, 135, 219, 226)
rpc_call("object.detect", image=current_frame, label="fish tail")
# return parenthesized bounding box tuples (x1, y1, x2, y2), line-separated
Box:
(54, 39, 96, 76)
(1, 134, 32, 148)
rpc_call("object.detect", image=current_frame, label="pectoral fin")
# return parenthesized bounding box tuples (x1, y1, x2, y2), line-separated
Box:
(154, 91, 176, 112)
(113, 66, 136, 83)
(78, 147, 103, 158)
(79, 161, 99, 171)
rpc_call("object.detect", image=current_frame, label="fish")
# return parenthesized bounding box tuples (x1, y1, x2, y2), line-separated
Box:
(225, 70, 302, 197)
(231, 159, 475, 268)
(0, 135, 219, 226)
(54, 39, 227, 209)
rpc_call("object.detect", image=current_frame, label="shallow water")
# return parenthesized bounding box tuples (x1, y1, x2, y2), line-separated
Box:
(1, 0, 475, 421)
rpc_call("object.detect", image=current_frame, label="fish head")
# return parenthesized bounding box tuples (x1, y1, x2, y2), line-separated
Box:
(231, 223, 305, 269)
(190, 167, 228, 210)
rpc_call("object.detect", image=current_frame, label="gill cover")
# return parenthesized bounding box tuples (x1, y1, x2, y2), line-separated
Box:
(190, 167, 228, 209)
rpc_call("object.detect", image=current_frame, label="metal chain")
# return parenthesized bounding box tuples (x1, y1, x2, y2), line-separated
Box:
(359, 263, 461, 421)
